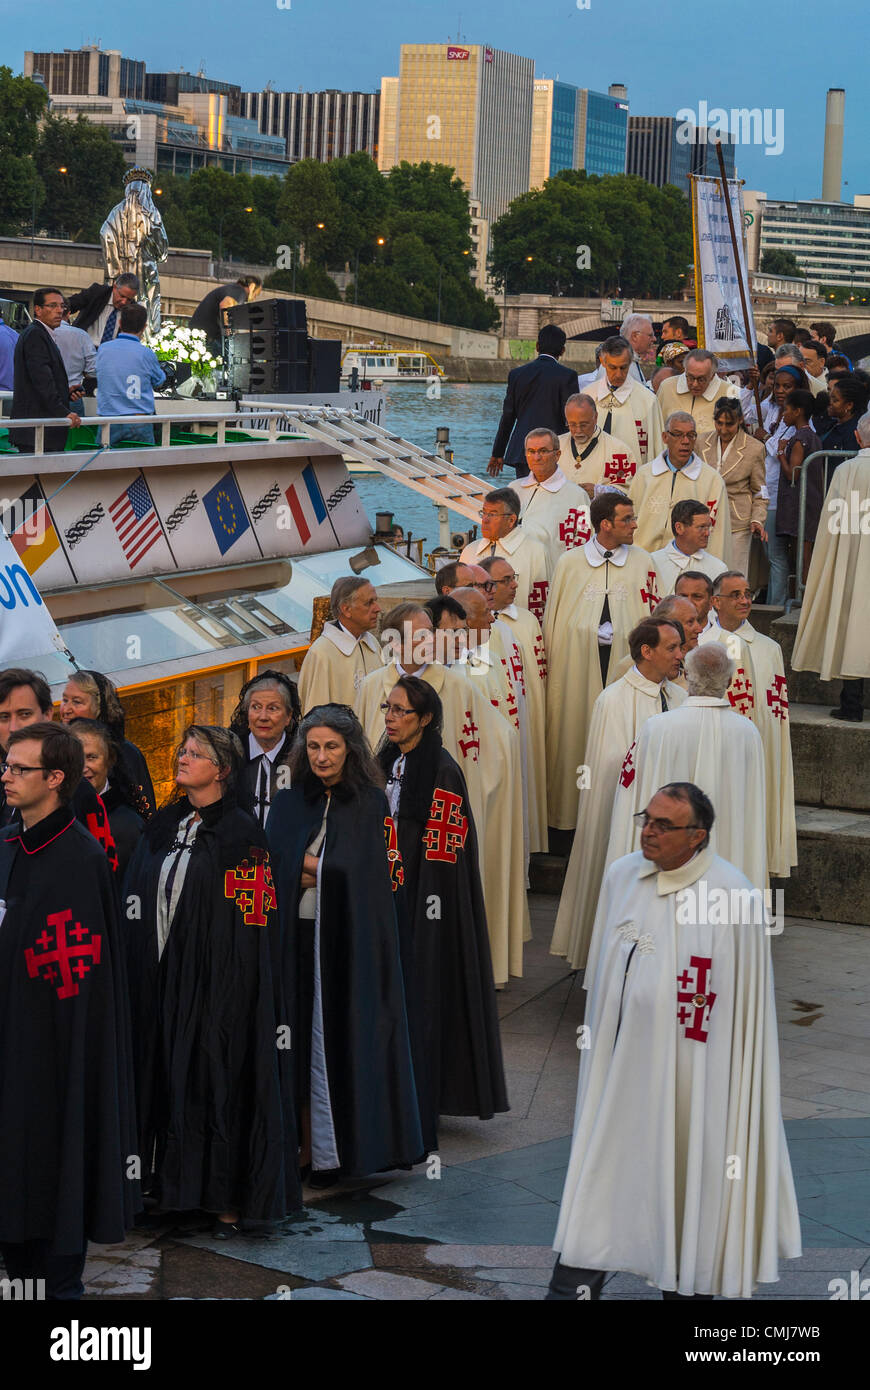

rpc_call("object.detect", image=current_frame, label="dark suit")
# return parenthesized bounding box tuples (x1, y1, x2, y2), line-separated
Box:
(67, 282, 113, 333)
(491, 353, 579, 477)
(9, 321, 73, 454)
(238, 733, 293, 828)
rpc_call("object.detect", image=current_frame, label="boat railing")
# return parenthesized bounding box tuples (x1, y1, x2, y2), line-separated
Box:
(0, 408, 296, 457)
(792, 447, 856, 607)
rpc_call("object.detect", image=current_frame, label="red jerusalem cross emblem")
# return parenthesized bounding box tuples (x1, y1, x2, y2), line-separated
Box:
(728, 667, 755, 717)
(707, 497, 719, 526)
(534, 635, 547, 680)
(383, 816, 404, 890)
(423, 788, 469, 864)
(458, 711, 480, 762)
(604, 453, 635, 485)
(508, 645, 526, 697)
(619, 741, 637, 788)
(635, 422, 649, 461)
(86, 808, 119, 874)
(25, 909, 102, 1000)
(527, 580, 549, 622)
(224, 856, 276, 925)
(676, 956, 717, 1042)
(558, 508, 592, 550)
(766, 673, 789, 720)
(640, 571, 660, 614)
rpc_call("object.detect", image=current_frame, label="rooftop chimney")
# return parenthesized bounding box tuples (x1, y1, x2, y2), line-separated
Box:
(608, 84, 628, 101)
(822, 87, 845, 203)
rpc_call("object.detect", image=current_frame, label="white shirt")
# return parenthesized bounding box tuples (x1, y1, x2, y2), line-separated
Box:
(54, 319, 97, 384)
(586, 536, 628, 644)
(248, 730, 287, 825)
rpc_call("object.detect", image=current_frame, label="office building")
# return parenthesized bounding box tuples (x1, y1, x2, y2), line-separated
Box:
(627, 115, 735, 195)
(239, 88, 380, 163)
(758, 195, 870, 292)
(383, 43, 535, 223)
(530, 80, 628, 188)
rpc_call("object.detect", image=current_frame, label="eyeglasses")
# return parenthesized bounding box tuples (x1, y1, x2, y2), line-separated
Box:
(1, 762, 44, 777)
(633, 812, 702, 834)
(492, 571, 517, 583)
(176, 745, 219, 764)
(481, 509, 510, 521)
(379, 702, 415, 716)
(472, 580, 497, 592)
(665, 430, 697, 441)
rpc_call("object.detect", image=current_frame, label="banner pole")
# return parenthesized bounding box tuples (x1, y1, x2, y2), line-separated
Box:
(713, 140, 764, 429)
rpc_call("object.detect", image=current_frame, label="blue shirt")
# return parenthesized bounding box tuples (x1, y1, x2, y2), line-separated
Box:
(95, 334, 166, 418)
(0, 320, 18, 392)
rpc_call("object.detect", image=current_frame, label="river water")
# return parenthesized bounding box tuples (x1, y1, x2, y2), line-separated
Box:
(351, 381, 507, 560)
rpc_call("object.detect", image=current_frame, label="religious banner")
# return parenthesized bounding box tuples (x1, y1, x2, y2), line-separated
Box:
(0, 525, 67, 667)
(691, 174, 757, 371)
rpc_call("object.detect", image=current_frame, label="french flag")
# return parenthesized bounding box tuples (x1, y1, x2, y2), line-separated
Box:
(285, 464, 327, 545)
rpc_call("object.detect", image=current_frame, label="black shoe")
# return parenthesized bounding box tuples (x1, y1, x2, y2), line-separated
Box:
(211, 1219, 242, 1240)
(830, 708, 864, 722)
(307, 1169, 341, 1190)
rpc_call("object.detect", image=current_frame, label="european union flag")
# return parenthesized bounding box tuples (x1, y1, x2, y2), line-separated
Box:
(202, 470, 250, 555)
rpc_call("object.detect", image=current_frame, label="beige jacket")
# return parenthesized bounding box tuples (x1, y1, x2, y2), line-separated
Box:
(697, 429, 768, 531)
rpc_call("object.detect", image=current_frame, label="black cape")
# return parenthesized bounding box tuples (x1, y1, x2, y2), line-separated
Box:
(266, 778, 424, 1177)
(0, 776, 118, 874)
(0, 809, 139, 1253)
(386, 741, 508, 1127)
(119, 738, 156, 818)
(123, 796, 300, 1220)
(102, 782, 144, 881)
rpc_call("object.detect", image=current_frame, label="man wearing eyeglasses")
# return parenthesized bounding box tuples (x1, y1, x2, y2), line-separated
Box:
(699, 570, 797, 879)
(0, 722, 137, 1300)
(480, 555, 548, 855)
(515, 428, 592, 572)
(459, 487, 550, 620)
(629, 410, 732, 560)
(547, 779, 800, 1301)
(655, 348, 736, 438)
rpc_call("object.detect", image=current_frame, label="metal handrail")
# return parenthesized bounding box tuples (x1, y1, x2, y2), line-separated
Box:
(1, 408, 295, 455)
(792, 447, 856, 606)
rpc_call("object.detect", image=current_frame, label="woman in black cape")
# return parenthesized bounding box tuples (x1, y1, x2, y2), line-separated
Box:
(376, 676, 508, 1141)
(266, 703, 423, 1185)
(69, 718, 149, 879)
(124, 724, 300, 1235)
(60, 669, 156, 816)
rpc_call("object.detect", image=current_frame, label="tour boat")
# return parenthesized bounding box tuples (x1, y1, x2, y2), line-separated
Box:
(341, 344, 446, 384)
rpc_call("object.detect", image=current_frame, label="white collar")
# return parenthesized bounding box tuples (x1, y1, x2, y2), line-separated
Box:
(668, 539, 708, 564)
(473, 528, 527, 557)
(592, 377, 633, 404)
(322, 621, 380, 657)
(396, 660, 429, 678)
(624, 664, 667, 696)
(636, 844, 714, 895)
(684, 696, 731, 707)
(518, 466, 567, 492)
(583, 537, 628, 568)
(710, 614, 756, 643)
(98, 779, 110, 797)
(649, 451, 703, 480)
(501, 602, 519, 620)
(676, 374, 721, 402)
(248, 730, 287, 763)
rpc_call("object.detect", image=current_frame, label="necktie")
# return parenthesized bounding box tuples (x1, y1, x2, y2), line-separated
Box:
(254, 754, 269, 826)
(602, 392, 618, 435)
(660, 687, 669, 712)
(101, 309, 118, 344)
(488, 541, 496, 556)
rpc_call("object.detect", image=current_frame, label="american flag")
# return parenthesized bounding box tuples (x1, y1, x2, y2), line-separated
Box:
(109, 476, 162, 569)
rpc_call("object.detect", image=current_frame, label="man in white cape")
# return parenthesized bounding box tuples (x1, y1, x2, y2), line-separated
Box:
(558, 393, 639, 494)
(550, 616, 687, 971)
(650, 499, 728, 595)
(480, 556, 549, 854)
(544, 490, 657, 830)
(700, 571, 797, 878)
(584, 336, 663, 470)
(460, 487, 552, 622)
(355, 603, 529, 983)
(547, 782, 801, 1300)
(792, 417, 870, 723)
(298, 575, 382, 712)
(655, 348, 737, 438)
(630, 412, 732, 561)
(515, 428, 592, 570)
(605, 644, 768, 891)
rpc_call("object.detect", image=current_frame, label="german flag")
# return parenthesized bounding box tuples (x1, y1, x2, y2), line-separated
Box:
(0, 483, 61, 575)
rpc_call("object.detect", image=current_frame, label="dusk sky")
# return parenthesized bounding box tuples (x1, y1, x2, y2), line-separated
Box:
(3, 0, 868, 202)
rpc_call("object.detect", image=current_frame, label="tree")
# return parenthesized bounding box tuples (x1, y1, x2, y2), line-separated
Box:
(265, 263, 340, 299)
(325, 151, 390, 264)
(0, 67, 48, 234)
(277, 158, 341, 264)
(35, 114, 128, 240)
(761, 248, 803, 278)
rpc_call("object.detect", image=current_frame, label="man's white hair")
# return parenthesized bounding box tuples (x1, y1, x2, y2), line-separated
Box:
(856, 411, 870, 446)
(665, 410, 696, 431)
(774, 344, 804, 366)
(525, 426, 559, 449)
(621, 312, 653, 339)
(684, 348, 717, 369)
(685, 642, 735, 698)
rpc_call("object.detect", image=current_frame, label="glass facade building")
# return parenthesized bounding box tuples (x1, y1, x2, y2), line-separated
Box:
(759, 198, 870, 290)
(582, 90, 629, 176)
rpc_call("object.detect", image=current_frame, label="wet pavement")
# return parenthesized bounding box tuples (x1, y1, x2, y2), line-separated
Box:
(72, 899, 870, 1300)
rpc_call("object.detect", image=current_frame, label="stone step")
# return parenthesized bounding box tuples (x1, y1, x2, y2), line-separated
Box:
(774, 609, 870, 709)
(790, 703, 870, 812)
(531, 806, 870, 927)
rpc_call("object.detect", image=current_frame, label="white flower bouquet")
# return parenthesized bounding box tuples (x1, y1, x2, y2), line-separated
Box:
(149, 321, 221, 380)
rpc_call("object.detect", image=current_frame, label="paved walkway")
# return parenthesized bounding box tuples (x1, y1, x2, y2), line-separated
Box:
(79, 899, 870, 1301)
